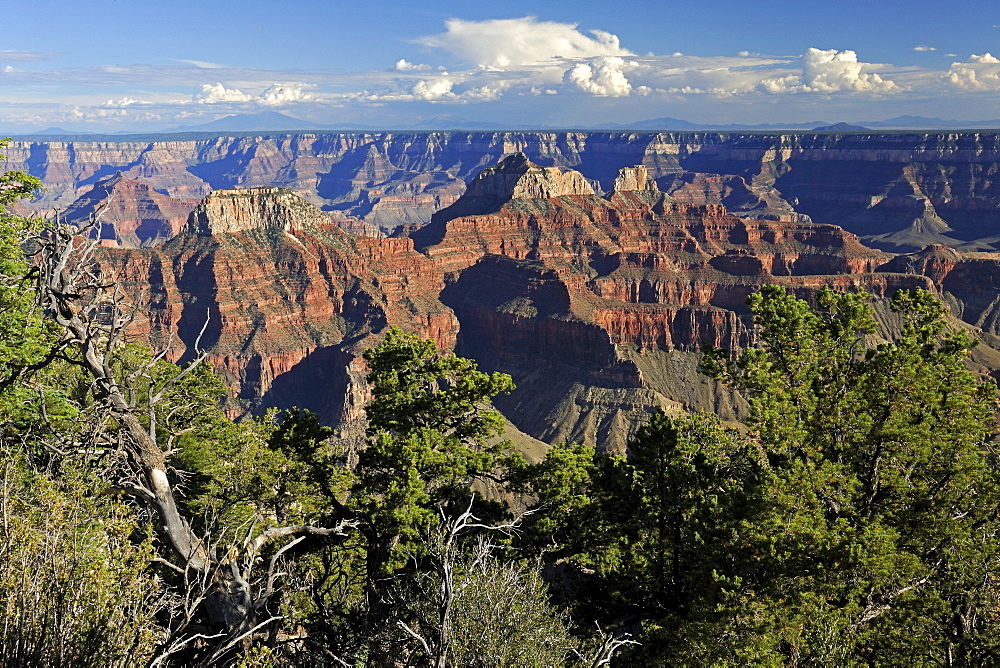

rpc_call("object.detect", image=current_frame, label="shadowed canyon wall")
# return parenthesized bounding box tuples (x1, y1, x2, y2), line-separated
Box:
(8, 131, 1000, 253)
(97, 153, 1000, 452)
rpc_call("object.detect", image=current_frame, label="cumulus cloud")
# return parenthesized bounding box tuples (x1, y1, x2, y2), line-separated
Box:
(258, 82, 312, 105)
(801, 48, 898, 92)
(193, 82, 312, 105)
(914, 45, 937, 52)
(102, 96, 145, 107)
(394, 59, 432, 71)
(411, 77, 456, 100)
(758, 48, 898, 94)
(195, 82, 253, 103)
(565, 56, 634, 96)
(947, 53, 1000, 90)
(461, 81, 511, 101)
(416, 17, 631, 68)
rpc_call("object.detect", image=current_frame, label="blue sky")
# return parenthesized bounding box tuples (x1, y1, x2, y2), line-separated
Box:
(2, 0, 1000, 131)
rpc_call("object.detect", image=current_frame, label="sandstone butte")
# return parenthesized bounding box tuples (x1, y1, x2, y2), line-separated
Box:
(100, 154, 1000, 453)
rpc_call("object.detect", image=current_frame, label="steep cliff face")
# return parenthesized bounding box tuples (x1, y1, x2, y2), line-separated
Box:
(106, 187, 456, 423)
(90, 153, 1000, 452)
(9, 132, 1000, 247)
(61, 173, 197, 247)
(412, 155, 971, 449)
(187, 186, 333, 235)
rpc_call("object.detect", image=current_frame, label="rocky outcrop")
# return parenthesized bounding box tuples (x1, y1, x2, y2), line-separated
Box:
(106, 187, 456, 423)
(89, 156, 1000, 452)
(61, 173, 197, 247)
(188, 186, 333, 235)
(612, 165, 659, 193)
(9, 131, 1000, 247)
(408, 158, 982, 449)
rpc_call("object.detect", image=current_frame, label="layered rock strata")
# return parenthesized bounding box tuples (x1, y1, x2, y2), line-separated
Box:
(106, 187, 456, 423)
(8, 132, 1000, 249)
(61, 173, 197, 247)
(102, 154, 1000, 451)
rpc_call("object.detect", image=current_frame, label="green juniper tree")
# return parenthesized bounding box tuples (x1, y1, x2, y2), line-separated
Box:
(697, 285, 1000, 665)
(523, 285, 1000, 666)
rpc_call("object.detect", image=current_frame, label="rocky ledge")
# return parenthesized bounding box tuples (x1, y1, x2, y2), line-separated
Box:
(187, 186, 334, 235)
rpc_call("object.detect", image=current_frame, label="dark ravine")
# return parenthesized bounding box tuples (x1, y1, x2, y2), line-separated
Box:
(100, 154, 1000, 452)
(7, 131, 1000, 251)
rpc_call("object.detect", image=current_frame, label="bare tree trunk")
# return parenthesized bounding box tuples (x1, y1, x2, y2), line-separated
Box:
(30, 219, 355, 661)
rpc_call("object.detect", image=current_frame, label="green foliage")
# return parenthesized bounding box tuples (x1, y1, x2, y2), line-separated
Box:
(0, 139, 42, 211)
(598, 411, 763, 621)
(421, 544, 577, 667)
(521, 286, 1000, 664)
(513, 440, 600, 559)
(518, 412, 766, 662)
(697, 285, 1000, 664)
(0, 142, 59, 431)
(0, 446, 166, 667)
(358, 326, 515, 559)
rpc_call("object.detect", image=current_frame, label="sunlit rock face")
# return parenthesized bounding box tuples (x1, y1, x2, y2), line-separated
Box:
(187, 186, 333, 235)
(11, 131, 1000, 250)
(94, 154, 1000, 452)
(60, 173, 197, 248)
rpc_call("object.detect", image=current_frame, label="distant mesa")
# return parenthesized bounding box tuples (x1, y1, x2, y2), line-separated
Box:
(429, 153, 596, 223)
(28, 126, 77, 135)
(464, 152, 596, 200)
(812, 122, 870, 132)
(612, 165, 660, 193)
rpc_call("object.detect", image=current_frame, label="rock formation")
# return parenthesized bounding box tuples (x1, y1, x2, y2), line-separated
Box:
(187, 186, 333, 235)
(60, 173, 197, 247)
(106, 187, 456, 424)
(8, 131, 1000, 249)
(99, 154, 1000, 452)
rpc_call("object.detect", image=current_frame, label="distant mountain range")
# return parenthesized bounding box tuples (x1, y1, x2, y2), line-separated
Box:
(11, 112, 1000, 136)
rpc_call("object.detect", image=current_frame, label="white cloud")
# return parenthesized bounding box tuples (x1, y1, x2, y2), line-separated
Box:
(462, 81, 511, 101)
(102, 96, 144, 107)
(258, 82, 312, 105)
(193, 81, 313, 105)
(416, 17, 631, 68)
(914, 45, 937, 52)
(565, 56, 634, 96)
(195, 82, 252, 103)
(801, 48, 898, 92)
(947, 53, 1000, 90)
(758, 48, 898, 94)
(394, 59, 431, 71)
(411, 77, 456, 100)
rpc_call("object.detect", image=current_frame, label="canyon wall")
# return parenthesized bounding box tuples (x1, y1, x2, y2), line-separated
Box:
(7, 132, 1000, 252)
(98, 153, 1000, 452)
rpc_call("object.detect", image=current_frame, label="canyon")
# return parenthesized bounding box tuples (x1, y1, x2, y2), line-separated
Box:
(7, 131, 1000, 252)
(81, 143, 1000, 452)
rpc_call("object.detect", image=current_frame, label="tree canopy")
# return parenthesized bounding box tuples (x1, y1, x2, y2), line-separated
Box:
(515, 285, 1000, 665)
